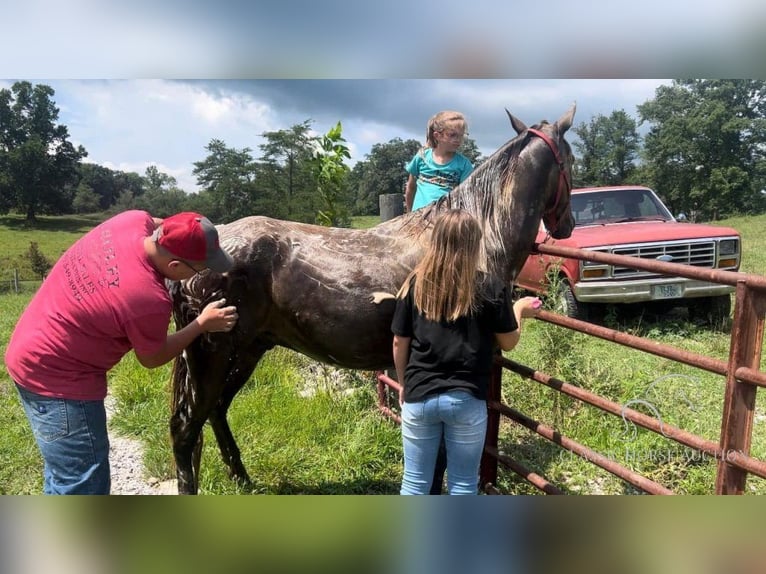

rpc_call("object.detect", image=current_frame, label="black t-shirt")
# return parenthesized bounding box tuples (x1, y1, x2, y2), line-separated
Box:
(391, 274, 516, 403)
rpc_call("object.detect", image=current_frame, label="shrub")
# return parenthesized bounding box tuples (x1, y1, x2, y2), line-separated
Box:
(27, 241, 51, 280)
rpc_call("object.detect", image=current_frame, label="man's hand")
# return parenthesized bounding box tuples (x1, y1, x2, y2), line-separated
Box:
(197, 299, 239, 333)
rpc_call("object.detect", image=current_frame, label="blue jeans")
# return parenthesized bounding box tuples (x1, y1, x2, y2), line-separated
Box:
(15, 383, 110, 495)
(400, 390, 488, 495)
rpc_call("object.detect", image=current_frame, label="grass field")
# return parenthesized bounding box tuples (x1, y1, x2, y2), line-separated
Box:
(0, 213, 107, 289)
(1, 211, 766, 494)
(350, 215, 381, 229)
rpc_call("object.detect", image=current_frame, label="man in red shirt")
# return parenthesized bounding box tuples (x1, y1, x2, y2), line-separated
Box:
(5, 210, 238, 494)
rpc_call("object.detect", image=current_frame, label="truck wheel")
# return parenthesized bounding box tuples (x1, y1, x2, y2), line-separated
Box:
(557, 283, 589, 321)
(689, 295, 731, 329)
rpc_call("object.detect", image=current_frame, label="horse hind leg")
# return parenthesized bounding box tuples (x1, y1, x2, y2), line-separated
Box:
(207, 349, 267, 489)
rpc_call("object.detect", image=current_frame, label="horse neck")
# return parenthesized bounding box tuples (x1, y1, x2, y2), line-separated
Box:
(448, 141, 553, 285)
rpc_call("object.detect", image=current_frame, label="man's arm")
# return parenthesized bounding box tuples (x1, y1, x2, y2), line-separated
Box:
(135, 299, 238, 368)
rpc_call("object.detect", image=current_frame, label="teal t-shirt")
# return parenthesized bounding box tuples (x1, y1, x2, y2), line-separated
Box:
(406, 148, 474, 211)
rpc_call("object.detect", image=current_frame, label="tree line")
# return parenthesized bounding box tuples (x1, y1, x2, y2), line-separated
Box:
(2, 79, 765, 225)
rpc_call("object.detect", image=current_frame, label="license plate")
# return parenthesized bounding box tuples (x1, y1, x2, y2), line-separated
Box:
(652, 283, 682, 299)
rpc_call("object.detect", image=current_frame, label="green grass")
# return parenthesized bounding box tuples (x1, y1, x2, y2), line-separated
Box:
(108, 348, 403, 494)
(0, 213, 107, 282)
(2, 210, 766, 494)
(350, 215, 380, 229)
(0, 292, 39, 494)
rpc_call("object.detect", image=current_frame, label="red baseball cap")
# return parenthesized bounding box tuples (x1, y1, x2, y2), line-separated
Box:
(153, 212, 234, 273)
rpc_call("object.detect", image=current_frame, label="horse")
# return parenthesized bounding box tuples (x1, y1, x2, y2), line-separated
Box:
(168, 105, 577, 494)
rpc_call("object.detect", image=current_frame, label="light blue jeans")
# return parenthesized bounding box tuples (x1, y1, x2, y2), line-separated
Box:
(15, 383, 110, 495)
(400, 389, 488, 495)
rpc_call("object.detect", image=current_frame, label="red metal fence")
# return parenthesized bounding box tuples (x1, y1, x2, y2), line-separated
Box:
(376, 242, 766, 494)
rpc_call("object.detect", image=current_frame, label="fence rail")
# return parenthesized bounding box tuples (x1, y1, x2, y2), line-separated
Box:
(1, 269, 41, 294)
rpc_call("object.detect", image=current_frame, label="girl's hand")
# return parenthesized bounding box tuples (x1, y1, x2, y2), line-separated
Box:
(514, 296, 542, 319)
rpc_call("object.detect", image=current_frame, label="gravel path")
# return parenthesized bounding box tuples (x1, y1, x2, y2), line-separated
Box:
(105, 395, 177, 495)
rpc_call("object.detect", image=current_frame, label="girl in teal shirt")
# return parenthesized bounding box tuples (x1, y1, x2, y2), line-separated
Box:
(405, 110, 474, 212)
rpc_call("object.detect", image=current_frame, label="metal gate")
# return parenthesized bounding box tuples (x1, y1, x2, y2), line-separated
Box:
(377, 242, 766, 494)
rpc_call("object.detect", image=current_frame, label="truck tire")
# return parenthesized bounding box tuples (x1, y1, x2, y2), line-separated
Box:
(557, 282, 589, 321)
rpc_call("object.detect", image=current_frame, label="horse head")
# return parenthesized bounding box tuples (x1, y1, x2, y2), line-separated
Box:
(507, 104, 576, 240)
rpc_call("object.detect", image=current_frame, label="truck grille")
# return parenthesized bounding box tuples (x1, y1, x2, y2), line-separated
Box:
(609, 241, 717, 277)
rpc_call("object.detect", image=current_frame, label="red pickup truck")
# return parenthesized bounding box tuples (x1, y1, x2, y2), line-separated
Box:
(516, 185, 741, 324)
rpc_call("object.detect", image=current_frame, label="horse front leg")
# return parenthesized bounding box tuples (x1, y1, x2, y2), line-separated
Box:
(170, 348, 232, 495)
(207, 349, 267, 488)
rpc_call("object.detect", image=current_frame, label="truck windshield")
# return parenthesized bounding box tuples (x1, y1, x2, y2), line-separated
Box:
(570, 189, 674, 226)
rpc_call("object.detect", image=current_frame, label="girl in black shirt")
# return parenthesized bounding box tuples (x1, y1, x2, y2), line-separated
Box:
(392, 209, 540, 495)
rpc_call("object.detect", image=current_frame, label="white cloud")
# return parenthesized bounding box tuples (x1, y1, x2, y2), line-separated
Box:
(48, 80, 281, 192)
(187, 87, 273, 128)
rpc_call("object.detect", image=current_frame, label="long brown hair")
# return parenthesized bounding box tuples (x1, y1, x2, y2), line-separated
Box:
(398, 209, 483, 322)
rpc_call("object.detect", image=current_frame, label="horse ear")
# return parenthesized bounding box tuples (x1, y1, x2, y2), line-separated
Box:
(556, 102, 577, 133)
(506, 108, 527, 135)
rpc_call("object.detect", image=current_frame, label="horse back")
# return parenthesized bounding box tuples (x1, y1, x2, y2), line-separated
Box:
(182, 216, 422, 369)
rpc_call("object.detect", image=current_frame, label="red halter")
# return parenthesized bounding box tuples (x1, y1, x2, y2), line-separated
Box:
(527, 127, 571, 233)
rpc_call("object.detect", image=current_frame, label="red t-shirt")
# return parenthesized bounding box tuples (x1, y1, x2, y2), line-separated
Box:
(5, 210, 172, 400)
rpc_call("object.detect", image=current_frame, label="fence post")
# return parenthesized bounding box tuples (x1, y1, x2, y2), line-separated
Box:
(716, 281, 766, 494)
(480, 355, 502, 489)
(379, 192, 406, 394)
(12, 268, 19, 294)
(378, 194, 403, 402)
(379, 193, 404, 222)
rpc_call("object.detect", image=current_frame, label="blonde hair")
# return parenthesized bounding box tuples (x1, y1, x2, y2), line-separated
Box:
(425, 110, 468, 148)
(398, 209, 483, 322)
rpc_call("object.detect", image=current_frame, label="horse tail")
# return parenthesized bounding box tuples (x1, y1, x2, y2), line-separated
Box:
(170, 348, 188, 415)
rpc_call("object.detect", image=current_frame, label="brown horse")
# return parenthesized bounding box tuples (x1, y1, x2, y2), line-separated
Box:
(169, 105, 576, 494)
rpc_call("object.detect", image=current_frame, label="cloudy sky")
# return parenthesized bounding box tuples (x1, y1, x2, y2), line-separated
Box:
(2, 0, 764, 193)
(1, 79, 672, 193)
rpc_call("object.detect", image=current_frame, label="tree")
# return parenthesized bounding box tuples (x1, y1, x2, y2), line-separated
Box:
(111, 189, 137, 214)
(78, 163, 145, 210)
(572, 110, 640, 187)
(0, 81, 87, 221)
(27, 241, 52, 279)
(258, 120, 317, 222)
(78, 163, 120, 210)
(310, 121, 351, 227)
(459, 136, 484, 166)
(72, 182, 101, 213)
(134, 165, 191, 217)
(192, 139, 258, 222)
(349, 138, 420, 215)
(638, 79, 766, 220)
